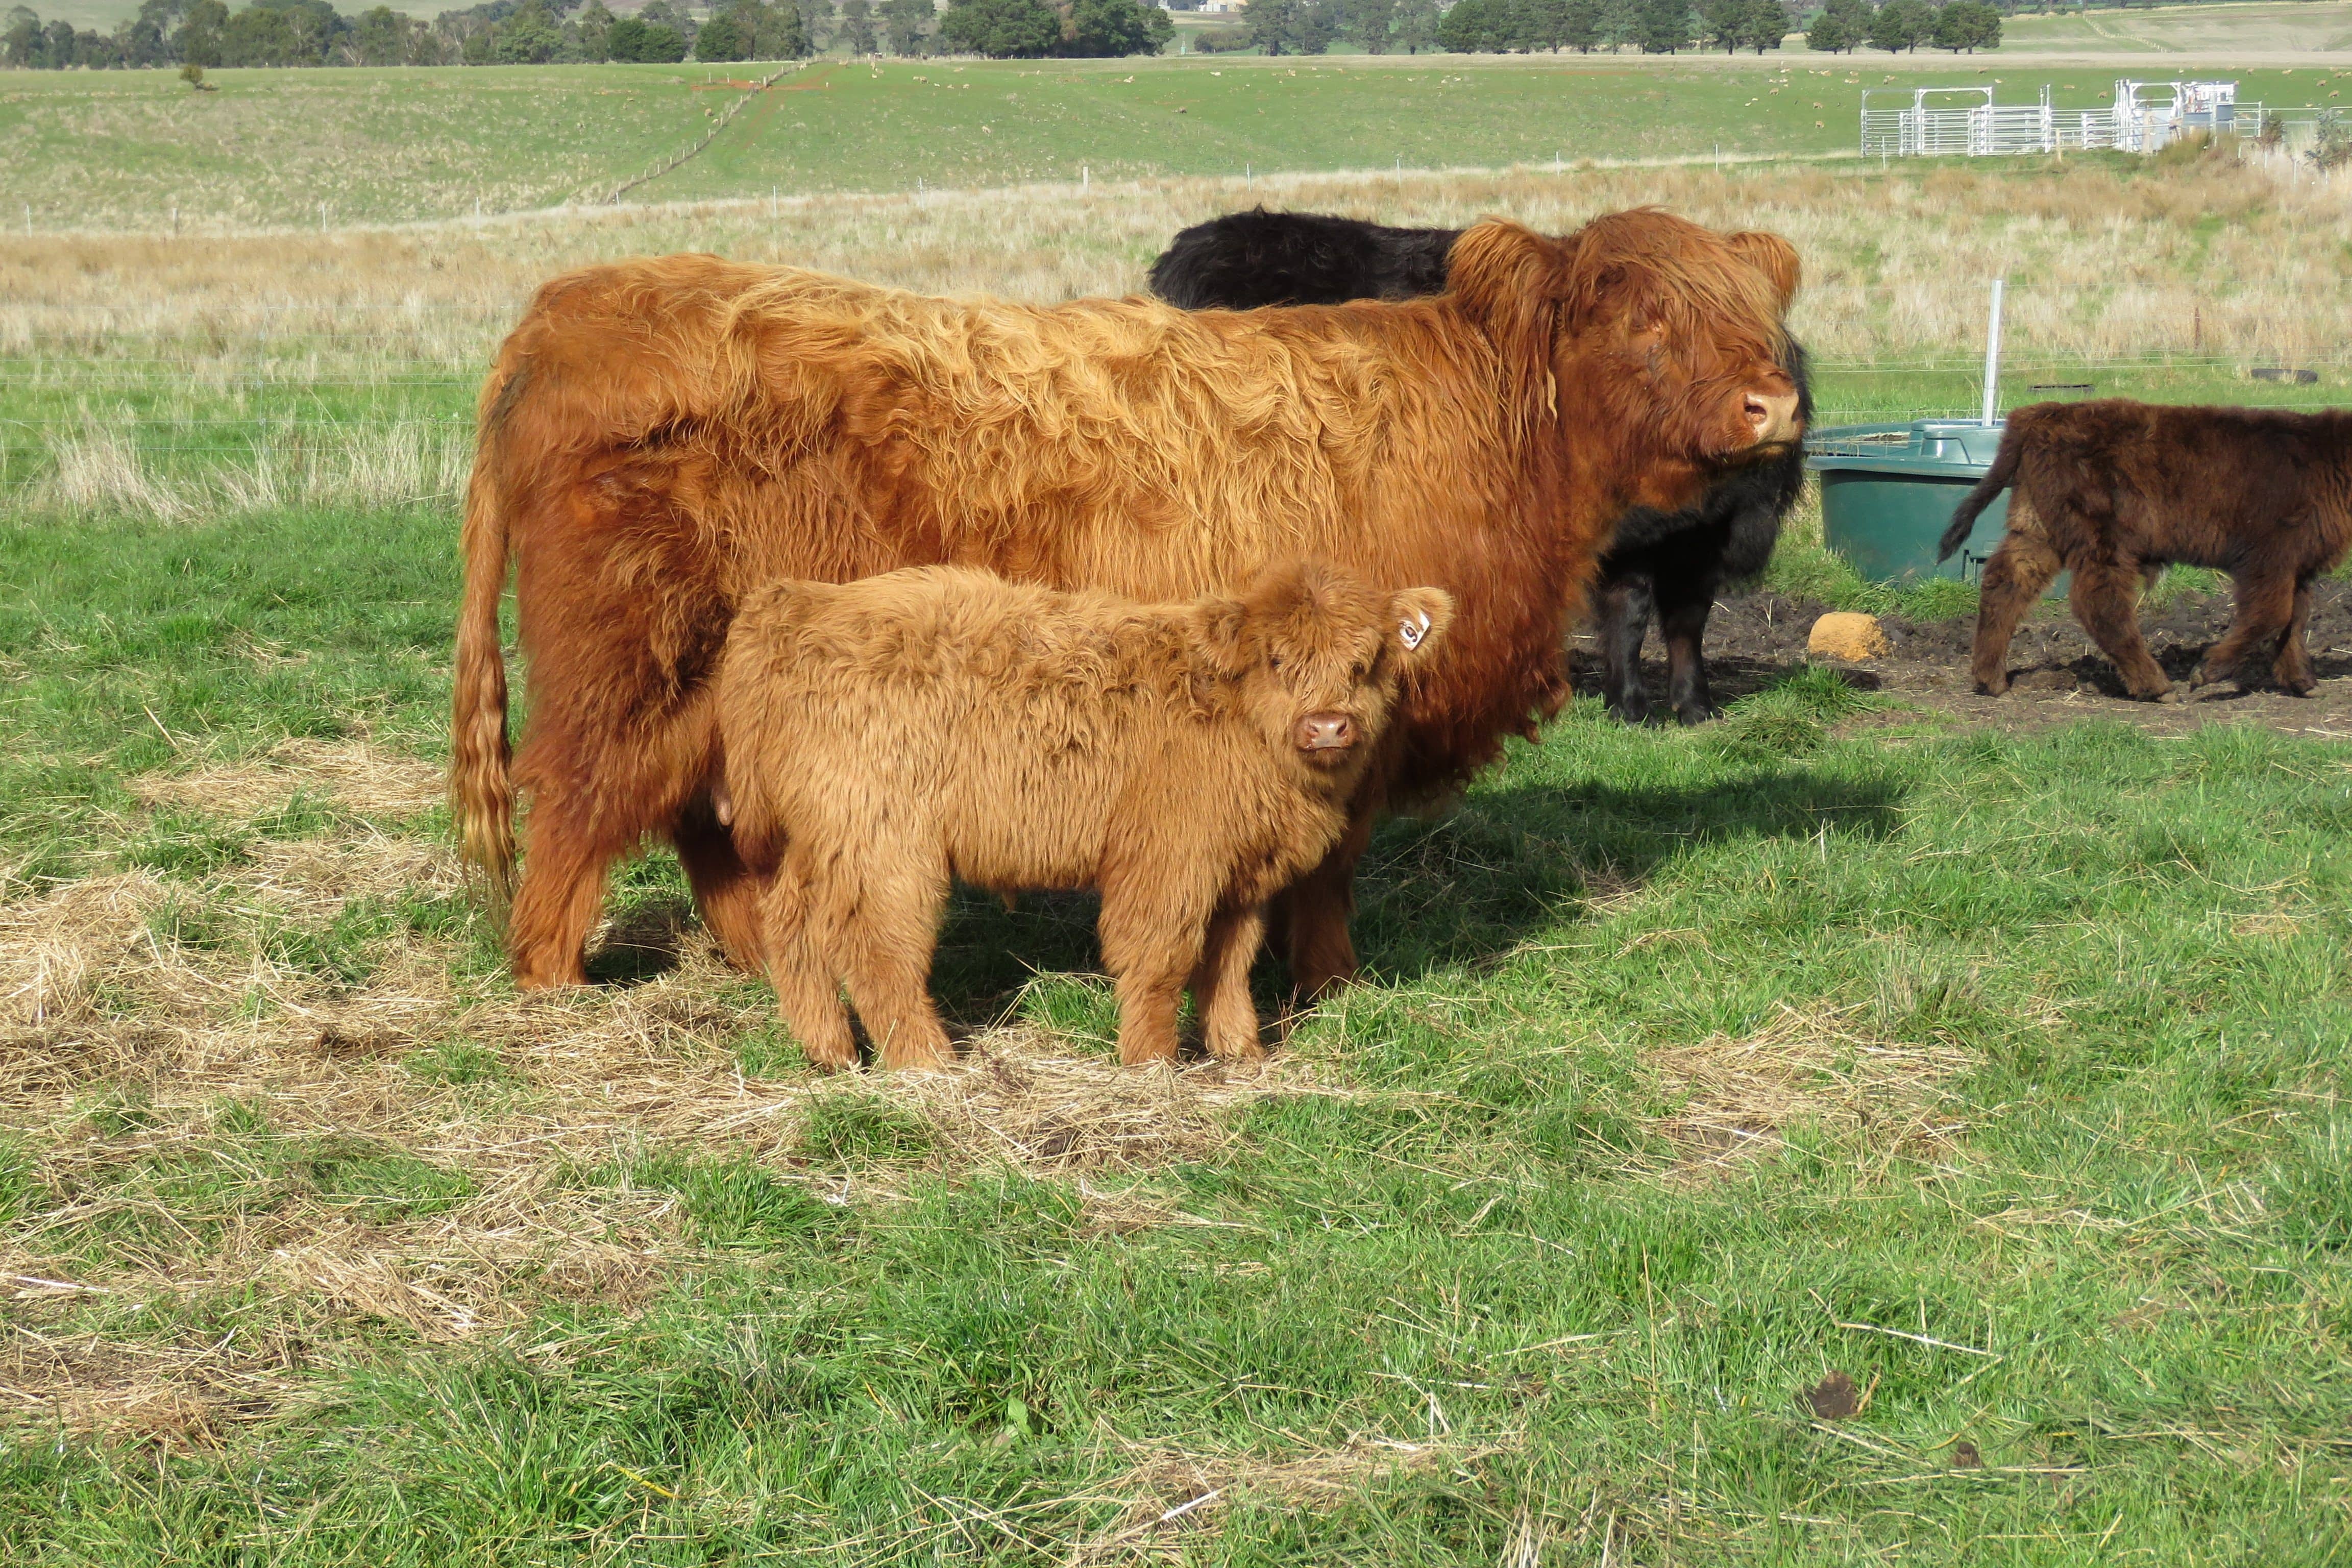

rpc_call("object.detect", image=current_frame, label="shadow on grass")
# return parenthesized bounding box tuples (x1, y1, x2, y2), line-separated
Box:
(906, 765, 1909, 1022)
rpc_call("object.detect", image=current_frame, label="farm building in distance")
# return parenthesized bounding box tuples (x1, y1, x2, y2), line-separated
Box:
(1861, 80, 2240, 158)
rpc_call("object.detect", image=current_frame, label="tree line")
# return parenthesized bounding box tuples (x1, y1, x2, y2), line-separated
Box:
(1223, 0, 1998, 57)
(1805, 0, 1998, 53)
(0, 0, 1170, 67)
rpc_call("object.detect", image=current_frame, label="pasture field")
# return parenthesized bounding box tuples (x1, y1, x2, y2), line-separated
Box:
(1995, 0, 2352, 56)
(8, 150, 2352, 528)
(3, 56, 2349, 229)
(3, 149, 2352, 1561)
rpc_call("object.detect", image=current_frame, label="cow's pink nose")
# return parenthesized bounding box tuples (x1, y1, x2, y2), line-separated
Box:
(1745, 389, 1801, 446)
(1296, 712, 1355, 752)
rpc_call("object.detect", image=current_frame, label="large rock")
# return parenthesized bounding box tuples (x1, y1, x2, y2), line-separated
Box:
(1808, 611, 1891, 662)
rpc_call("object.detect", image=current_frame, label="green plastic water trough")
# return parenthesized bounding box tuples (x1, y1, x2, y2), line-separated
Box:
(1805, 419, 2024, 587)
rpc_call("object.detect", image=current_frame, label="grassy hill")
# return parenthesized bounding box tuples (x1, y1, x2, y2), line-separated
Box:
(2, 55, 2344, 229)
(1996, 0, 2352, 54)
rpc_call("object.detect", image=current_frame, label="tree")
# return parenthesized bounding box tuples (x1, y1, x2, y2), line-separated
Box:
(4, 5, 44, 66)
(1245, 0, 1338, 54)
(878, 0, 931, 53)
(1556, 0, 1599, 50)
(574, 0, 611, 56)
(1595, 0, 1637, 48)
(938, 0, 1052, 54)
(605, 12, 687, 58)
(1391, 0, 1437, 50)
(751, 0, 808, 56)
(1734, 0, 1781, 51)
(1351, 0, 1394, 53)
(693, 5, 751, 56)
(1635, 0, 1686, 52)
(1805, 0, 1862, 53)
(836, 0, 875, 50)
(1697, 0, 1739, 51)
(1436, 0, 1512, 52)
(173, 0, 226, 64)
(1058, 0, 1169, 55)
(1930, 0, 1998, 52)
(1868, 0, 1930, 53)
(495, 0, 566, 60)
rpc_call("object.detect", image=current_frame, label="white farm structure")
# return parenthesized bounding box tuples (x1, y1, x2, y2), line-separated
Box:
(1860, 80, 2239, 159)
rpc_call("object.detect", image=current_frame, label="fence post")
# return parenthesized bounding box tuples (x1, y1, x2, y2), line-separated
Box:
(1980, 278, 2006, 428)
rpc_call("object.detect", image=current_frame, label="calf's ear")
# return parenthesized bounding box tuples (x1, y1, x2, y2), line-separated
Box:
(1726, 231, 1801, 313)
(1192, 596, 1253, 678)
(1387, 587, 1455, 663)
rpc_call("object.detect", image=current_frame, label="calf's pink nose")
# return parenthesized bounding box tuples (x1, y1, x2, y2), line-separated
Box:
(1296, 712, 1355, 752)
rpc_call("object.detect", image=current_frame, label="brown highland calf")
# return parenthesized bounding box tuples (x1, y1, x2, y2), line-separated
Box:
(450, 211, 1803, 995)
(1941, 400, 2352, 700)
(716, 561, 1451, 1069)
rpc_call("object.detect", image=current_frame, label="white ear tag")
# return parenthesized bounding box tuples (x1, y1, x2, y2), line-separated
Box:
(1399, 609, 1430, 651)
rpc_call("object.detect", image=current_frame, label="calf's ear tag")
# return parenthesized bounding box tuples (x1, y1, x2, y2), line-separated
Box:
(1399, 609, 1430, 651)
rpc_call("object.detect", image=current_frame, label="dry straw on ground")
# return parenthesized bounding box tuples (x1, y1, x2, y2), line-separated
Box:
(1648, 1001, 1974, 1178)
(1069, 1433, 1518, 1565)
(0, 742, 1357, 1440)
(1, 737, 1989, 1440)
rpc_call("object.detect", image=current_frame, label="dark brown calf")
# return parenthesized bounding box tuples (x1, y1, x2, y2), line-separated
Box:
(1941, 400, 2352, 700)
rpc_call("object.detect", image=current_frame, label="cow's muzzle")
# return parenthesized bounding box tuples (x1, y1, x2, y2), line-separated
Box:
(1295, 712, 1356, 754)
(1744, 389, 1802, 448)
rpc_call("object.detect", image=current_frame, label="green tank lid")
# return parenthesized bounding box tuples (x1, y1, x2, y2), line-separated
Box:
(1806, 419, 2038, 590)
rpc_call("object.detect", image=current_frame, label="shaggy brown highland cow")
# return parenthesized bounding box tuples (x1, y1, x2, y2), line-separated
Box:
(1942, 400, 2352, 700)
(715, 561, 1453, 1070)
(449, 211, 1803, 994)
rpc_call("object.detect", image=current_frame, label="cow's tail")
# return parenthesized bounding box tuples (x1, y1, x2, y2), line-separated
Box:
(449, 424, 517, 921)
(1939, 423, 2026, 561)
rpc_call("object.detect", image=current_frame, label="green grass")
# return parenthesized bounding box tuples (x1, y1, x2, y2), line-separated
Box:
(5, 57, 2347, 228)
(3, 497, 2350, 1561)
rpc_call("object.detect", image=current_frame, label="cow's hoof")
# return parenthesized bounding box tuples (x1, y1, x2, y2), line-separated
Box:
(1973, 679, 2009, 697)
(1606, 698, 1653, 726)
(2151, 688, 2187, 704)
(1673, 702, 1721, 727)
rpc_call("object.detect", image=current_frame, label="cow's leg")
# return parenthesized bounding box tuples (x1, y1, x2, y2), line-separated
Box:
(2275, 574, 2320, 696)
(1596, 570, 1655, 724)
(1100, 864, 1212, 1067)
(1969, 534, 2063, 697)
(762, 858, 855, 1071)
(2069, 557, 2172, 700)
(2194, 569, 2298, 692)
(828, 845, 953, 1071)
(508, 797, 636, 990)
(671, 794, 768, 975)
(1654, 565, 1722, 725)
(1189, 905, 1268, 1063)
(1276, 802, 1376, 1000)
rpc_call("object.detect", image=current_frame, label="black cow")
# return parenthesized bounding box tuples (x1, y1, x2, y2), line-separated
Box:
(1148, 207, 1814, 724)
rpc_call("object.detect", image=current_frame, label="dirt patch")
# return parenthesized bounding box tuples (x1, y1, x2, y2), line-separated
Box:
(1578, 580, 2352, 738)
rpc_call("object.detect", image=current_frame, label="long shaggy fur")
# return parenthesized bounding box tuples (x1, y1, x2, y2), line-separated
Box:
(1146, 207, 1815, 724)
(719, 562, 1451, 1070)
(449, 210, 1801, 989)
(1949, 399, 2352, 700)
